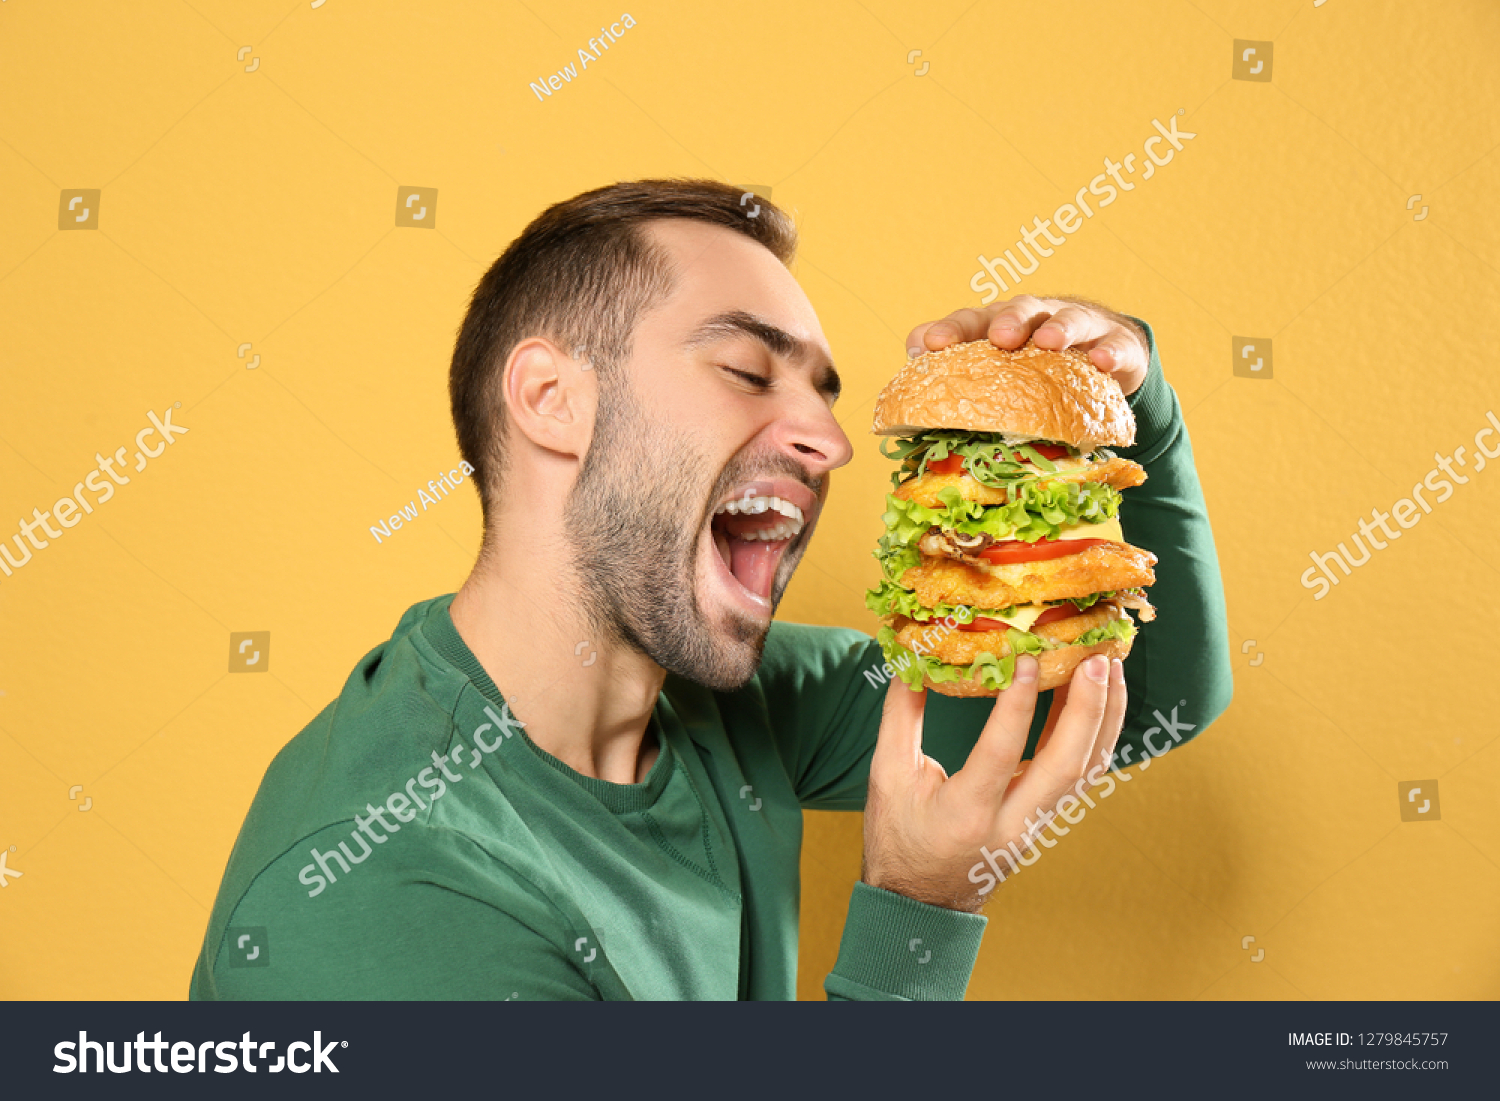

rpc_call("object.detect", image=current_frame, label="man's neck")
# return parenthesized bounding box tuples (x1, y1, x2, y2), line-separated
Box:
(448, 547, 666, 786)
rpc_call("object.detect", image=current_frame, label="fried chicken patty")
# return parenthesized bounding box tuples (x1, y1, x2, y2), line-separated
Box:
(900, 541, 1157, 608)
(894, 456, 1145, 509)
(892, 602, 1123, 666)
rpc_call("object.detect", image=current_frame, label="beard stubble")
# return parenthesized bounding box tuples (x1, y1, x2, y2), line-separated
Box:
(562, 374, 815, 691)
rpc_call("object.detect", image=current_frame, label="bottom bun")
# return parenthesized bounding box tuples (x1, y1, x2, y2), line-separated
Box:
(923, 634, 1134, 697)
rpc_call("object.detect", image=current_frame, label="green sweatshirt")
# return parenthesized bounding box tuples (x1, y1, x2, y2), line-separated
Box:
(189, 319, 1231, 1002)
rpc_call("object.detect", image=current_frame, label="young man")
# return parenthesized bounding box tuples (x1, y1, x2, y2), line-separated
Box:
(190, 180, 1231, 1001)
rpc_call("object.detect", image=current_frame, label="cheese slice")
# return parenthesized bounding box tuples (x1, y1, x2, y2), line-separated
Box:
(1054, 515, 1124, 543)
(969, 597, 1111, 633)
(984, 603, 1049, 632)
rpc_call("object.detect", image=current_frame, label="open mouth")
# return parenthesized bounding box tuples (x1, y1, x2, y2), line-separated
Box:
(707, 481, 813, 613)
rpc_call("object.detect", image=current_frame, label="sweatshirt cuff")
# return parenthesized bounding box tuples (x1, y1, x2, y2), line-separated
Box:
(1118, 316, 1180, 462)
(823, 881, 987, 1001)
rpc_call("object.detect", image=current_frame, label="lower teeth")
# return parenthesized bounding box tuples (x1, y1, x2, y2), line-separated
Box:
(750, 525, 793, 542)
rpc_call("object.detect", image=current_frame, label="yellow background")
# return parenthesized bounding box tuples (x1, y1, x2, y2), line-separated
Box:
(2, 0, 1497, 1001)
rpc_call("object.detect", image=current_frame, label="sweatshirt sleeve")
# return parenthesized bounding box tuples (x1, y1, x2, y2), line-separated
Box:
(1102, 316, 1234, 763)
(823, 881, 987, 1000)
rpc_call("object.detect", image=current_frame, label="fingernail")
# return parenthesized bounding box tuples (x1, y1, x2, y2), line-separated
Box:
(1084, 655, 1109, 683)
(907, 346, 922, 358)
(1014, 655, 1038, 684)
(1110, 658, 1124, 685)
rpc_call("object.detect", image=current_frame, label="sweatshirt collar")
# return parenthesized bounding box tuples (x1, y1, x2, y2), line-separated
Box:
(419, 592, 676, 811)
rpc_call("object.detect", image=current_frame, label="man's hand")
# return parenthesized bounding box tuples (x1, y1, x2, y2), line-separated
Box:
(904, 295, 1150, 397)
(862, 653, 1127, 913)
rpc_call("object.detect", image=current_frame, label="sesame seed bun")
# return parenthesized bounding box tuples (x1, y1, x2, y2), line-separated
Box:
(923, 633, 1133, 696)
(871, 339, 1136, 450)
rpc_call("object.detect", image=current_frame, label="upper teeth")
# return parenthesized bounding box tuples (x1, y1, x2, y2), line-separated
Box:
(714, 495, 806, 541)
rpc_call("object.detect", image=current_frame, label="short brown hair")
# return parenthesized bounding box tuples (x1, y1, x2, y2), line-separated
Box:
(448, 178, 797, 531)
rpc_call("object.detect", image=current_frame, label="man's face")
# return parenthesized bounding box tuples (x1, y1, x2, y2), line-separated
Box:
(563, 219, 853, 690)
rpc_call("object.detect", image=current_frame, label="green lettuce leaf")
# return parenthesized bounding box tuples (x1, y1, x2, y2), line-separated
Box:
(881, 430, 1112, 492)
(865, 582, 1011, 622)
(1071, 617, 1137, 648)
(1062, 590, 1116, 611)
(878, 478, 1121, 552)
(874, 541, 923, 585)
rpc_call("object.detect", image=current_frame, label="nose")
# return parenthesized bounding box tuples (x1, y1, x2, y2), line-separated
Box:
(769, 393, 854, 476)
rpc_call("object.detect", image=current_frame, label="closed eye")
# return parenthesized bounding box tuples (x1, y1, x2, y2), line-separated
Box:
(721, 365, 772, 390)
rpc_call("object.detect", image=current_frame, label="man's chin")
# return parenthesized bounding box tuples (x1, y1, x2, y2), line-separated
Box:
(694, 604, 771, 690)
(673, 644, 763, 693)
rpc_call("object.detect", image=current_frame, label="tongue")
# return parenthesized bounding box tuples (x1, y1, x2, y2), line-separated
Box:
(729, 538, 780, 601)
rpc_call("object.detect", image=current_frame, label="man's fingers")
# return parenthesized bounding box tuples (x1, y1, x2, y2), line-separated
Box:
(1087, 658, 1128, 776)
(1027, 682, 1068, 764)
(953, 655, 1040, 803)
(907, 308, 991, 355)
(907, 296, 1120, 356)
(1029, 305, 1111, 352)
(983, 295, 1053, 348)
(907, 297, 1148, 369)
(1005, 655, 1111, 811)
(1085, 329, 1149, 377)
(870, 678, 927, 783)
(1002, 681, 1062, 793)
(904, 299, 1041, 355)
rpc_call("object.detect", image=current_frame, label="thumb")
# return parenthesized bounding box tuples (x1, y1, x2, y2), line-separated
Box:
(871, 678, 926, 784)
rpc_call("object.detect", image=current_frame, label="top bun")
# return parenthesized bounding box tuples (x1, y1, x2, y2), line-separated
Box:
(871, 339, 1136, 449)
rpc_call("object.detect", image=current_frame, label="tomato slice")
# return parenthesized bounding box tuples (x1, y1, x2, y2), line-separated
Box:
(955, 616, 1012, 633)
(954, 603, 1083, 633)
(977, 537, 1109, 564)
(1031, 604, 1082, 628)
(1022, 442, 1071, 461)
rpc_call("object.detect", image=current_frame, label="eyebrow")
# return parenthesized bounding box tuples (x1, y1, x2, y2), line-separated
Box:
(683, 309, 842, 401)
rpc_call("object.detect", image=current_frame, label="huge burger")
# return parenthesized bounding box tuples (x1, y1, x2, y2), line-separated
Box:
(866, 339, 1158, 695)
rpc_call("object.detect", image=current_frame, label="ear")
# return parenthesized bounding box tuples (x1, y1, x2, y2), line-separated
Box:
(503, 338, 595, 459)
